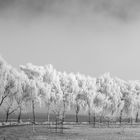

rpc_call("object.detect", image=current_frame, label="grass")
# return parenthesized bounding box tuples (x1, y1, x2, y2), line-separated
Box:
(1, 123, 140, 140)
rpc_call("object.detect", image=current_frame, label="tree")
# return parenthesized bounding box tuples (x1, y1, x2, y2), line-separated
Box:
(114, 77, 129, 125)
(43, 65, 63, 131)
(4, 96, 19, 122)
(43, 64, 60, 124)
(37, 81, 52, 125)
(82, 76, 96, 124)
(128, 80, 140, 123)
(50, 80, 63, 132)
(29, 80, 40, 124)
(59, 72, 74, 129)
(14, 71, 30, 123)
(20, 64, 43, 124)
(72, 73, 87, 123)
(0, 56, 12, 107)
(92, 92, 107, 127)
(3, 67, 20, 122)
(95, 73, 112, 123)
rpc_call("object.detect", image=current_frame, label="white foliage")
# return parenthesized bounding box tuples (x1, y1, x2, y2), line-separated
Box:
(0, 55, 140, 121)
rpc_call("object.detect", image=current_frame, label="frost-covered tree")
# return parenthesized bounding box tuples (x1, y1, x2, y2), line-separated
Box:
(4, 96, 18, 122)
(42, 64, 59, 123)
(1, 55, 140, 126)
(82, 76, 96, 124)
(3, 67, 21, 122)
(128, 81, 140, 122)
(71, 73, 87, 123)
(50, 78, 63, 131)
(14, 71, 30, 123)
(37, 81, 52, 124)
(95, 73, 112, 122)
(41, 65, 63, 131)
(59, 72, 73, 126)
(0, 56, 12, 107)
(113, 77, 129, 124)
(20, 64, 42, 124)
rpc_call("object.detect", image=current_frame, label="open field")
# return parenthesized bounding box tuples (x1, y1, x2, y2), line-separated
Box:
(1, 124, 140, 140)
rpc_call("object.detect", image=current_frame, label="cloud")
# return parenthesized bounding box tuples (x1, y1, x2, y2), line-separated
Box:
(0, 0, 140, 22)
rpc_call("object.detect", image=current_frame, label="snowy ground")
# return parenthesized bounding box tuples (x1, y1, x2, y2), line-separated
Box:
(0, 124, 140, 140)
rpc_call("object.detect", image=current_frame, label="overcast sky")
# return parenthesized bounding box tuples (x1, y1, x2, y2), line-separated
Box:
(0, 0, 140, 80)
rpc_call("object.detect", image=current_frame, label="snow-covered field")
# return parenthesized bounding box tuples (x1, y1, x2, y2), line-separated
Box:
(1, 124, 140, 140)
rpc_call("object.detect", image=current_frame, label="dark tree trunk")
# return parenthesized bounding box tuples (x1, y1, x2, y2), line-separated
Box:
(107, 118, 110, 128)
(47, 108, 50, 126)
(75, 104, 79, 123)
(135, 112, 139, 123)
(47, 113, 50, 123)
(88, 109, 91, 124)
(5, 112, 9, 122)
(61, 119, 64, 133)
(93, 113, 96, 128)
(76, 111, 79, 123)
(62, 103, 66, 123)
(32, 100, 35, 124)
(119, 110, 123, 125)
(17, 107, 22, 123)
(61, 98, 66, 133)
(130, 117, 133, 125)
(55, 114, 58, 132)
(61, 114, 64, 134)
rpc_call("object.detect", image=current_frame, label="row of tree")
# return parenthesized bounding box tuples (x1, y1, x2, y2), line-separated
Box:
(0, 56, 140, 126)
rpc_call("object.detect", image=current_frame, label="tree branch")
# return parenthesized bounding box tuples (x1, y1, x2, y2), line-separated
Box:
(0, 95, 8, 106)
(8, 106, 19, 116)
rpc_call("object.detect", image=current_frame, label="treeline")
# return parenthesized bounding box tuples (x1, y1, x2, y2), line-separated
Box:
(0, 56, 140, 126)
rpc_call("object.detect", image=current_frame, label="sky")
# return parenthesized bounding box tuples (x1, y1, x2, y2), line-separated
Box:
(0, 0, 140, 80)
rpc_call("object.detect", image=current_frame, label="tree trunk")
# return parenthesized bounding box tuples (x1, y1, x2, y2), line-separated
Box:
(17, 107, 22, 123)
(76, 110, 79, 123)
(62, 107, 65, 123)
(88, 109, 91, 124)
(61, 98, 66, 133)
(75, 104, 79, 123)
(119, 110, 123, 125)
(135, 112, 139, 123)
(61, 118, 64, 133)
(62, 102, 66, 123)
(5, 112, 9, 122)
(93, 113, 96, 128)
(107, 118, 110, 128)
(32, 100, 35, 124)
(47, 109, 50, 126)
(55, 115, 58, 132)
(130, 117, 133, 125)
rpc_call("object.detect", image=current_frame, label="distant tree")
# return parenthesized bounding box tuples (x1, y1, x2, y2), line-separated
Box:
(114, 77, 128, 125)
(93, 92, 106, 126)
(4, 96, 18, 122)
(20, 64, 43, 124)
(37, 81, 52, 124)
(72, 73, 87, 123)
(51, 81, 63, 132)
(59, 72, 75, 129)
(82, 76, 96, 124)
(128, 81, 140, 123)
(3, 67, 20, 122)
(0, 56, 11, 107)
(14, 71, 30, 123)
(43, 64, 59, 124)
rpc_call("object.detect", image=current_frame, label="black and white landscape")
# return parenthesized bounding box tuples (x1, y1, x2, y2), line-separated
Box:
(0, 0, 140, 140)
